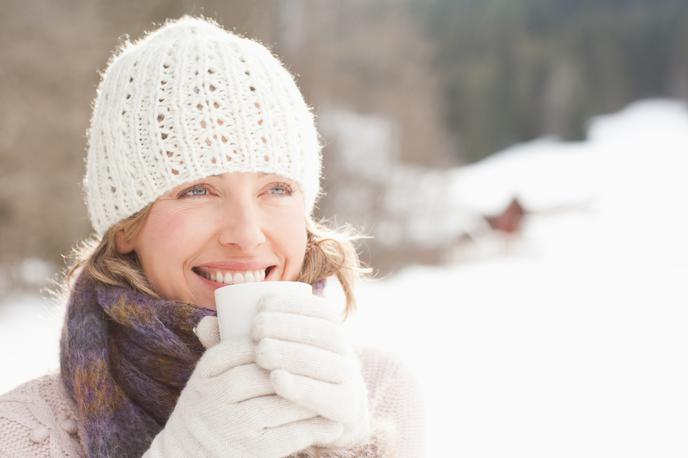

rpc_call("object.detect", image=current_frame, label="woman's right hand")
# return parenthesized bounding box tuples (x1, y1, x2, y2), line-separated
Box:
(143, 337, 343, 458)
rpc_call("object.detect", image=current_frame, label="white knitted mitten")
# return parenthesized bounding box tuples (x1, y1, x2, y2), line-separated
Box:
(252, 293, 373, 449)
(142, 337, 343, 458)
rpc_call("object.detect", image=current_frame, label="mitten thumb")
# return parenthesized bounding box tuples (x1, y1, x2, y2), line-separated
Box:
(194, 315, 221, 349)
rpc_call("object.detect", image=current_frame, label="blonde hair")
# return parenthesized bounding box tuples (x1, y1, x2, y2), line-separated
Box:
(61, 204, 371, 317)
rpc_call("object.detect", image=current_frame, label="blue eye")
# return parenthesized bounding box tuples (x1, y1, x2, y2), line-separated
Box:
(268, 183, 294, 196)
(179, 184, 209, 198)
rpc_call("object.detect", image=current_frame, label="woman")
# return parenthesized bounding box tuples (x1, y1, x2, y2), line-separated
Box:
(0, 16, 423, 458)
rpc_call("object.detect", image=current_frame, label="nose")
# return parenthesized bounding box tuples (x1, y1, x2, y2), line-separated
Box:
(216, 198, 267, 251)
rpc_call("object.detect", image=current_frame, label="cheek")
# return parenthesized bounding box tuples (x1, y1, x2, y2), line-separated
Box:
(144, 211, 195, 250)
(137, 208, 208, 280)
(272, 213, 307, 262)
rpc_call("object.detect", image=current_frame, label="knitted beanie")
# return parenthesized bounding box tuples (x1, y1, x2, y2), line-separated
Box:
(84, 16, 322, 236)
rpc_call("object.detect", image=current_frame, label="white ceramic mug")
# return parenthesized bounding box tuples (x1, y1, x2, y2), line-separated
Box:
(214, 281, 312, 340)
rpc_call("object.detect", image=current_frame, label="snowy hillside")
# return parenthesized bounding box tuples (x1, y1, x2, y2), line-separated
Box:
(347, 99, 688, 456)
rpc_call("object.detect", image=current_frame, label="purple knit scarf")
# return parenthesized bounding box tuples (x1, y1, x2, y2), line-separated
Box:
(59, 272, 327, 457)
(59, 272, 215, 457)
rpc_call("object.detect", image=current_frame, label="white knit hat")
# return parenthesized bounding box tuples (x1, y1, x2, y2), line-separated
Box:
(84, 16, 322, 236)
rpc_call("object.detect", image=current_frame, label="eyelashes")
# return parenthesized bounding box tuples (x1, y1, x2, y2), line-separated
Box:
(177, 182, 295, 199)
(178, 184, 209, 198)
(269, 182, 294, 196)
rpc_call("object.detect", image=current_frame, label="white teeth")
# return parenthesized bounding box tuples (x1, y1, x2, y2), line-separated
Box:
(201, 268, 268, 285)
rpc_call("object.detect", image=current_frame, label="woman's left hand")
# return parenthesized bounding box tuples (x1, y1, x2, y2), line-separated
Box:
(251, 293, 372, 449)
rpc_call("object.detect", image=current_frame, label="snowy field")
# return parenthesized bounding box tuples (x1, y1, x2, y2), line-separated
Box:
(1, 99, 687, 456)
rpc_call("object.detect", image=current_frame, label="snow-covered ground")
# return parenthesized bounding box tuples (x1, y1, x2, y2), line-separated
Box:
(1, 99, 687, 456)
(448, 99, 688, 269)
(0, 292, 64, 392)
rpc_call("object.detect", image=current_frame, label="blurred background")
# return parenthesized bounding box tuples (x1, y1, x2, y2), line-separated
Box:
(1, 0, 688, 456)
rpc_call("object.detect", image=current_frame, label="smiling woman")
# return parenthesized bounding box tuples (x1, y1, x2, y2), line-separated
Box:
(0, 15, 423, 458)
(112, 173, 309, 311)
(65, 172, 366, 314)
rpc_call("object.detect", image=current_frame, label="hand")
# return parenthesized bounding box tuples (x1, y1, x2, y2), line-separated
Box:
(252, 293, 372, 449)
(143, 334, 343, 458)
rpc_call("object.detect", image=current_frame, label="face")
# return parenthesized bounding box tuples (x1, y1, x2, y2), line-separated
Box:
(116, 172, 307, 310)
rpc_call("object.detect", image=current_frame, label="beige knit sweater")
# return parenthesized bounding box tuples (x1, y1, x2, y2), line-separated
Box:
(0, 347, 424, 457)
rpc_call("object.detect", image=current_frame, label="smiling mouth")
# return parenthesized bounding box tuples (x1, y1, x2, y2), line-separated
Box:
(192, 266, 276, 285)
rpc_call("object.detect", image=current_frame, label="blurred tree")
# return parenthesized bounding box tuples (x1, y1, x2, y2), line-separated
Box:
(414, 0, 688, 162)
